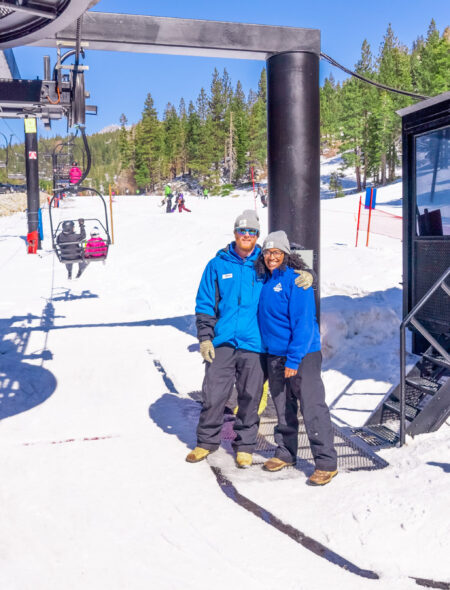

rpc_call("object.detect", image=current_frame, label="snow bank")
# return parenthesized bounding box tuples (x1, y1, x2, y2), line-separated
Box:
(0, 191, 49, 217)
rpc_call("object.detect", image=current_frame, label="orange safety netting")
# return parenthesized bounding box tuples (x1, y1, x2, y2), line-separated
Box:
(358, 207, 403, 240)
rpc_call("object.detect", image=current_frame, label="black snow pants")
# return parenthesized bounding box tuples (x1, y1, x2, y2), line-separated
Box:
(65, 261, 87, 278)
(197, 345, 266, 452)
(267, 351, 337, 471)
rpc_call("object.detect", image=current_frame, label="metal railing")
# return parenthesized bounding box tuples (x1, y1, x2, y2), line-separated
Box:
(399, 266, 450, 445)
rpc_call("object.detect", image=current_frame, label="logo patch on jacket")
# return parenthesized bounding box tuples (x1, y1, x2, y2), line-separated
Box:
(273, 282, 282, 292)
(222, 273, 233, 279)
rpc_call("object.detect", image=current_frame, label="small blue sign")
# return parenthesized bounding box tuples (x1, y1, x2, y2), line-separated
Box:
(38, 207, 44, 240)
(365, 187, 377, 209)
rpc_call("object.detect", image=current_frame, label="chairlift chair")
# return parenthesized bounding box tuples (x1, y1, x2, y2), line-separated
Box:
(52, 134, 86, 191)
(49, 187, 111, 264)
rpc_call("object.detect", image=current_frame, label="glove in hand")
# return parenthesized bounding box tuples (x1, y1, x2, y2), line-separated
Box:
(200, 340, 215, 363)
(78, 218, 85, 225)
(294, 270, 313, 290)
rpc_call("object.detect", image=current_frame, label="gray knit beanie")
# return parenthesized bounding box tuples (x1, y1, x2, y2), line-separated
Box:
(234, 209, 260, 232)
(262, 230, 291, 255)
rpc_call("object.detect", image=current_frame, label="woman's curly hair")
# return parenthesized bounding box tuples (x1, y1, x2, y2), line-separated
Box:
(254, 248, 307, 278)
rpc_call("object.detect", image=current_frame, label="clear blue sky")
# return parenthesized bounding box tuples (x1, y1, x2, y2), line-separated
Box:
(3, 0, 449, 141)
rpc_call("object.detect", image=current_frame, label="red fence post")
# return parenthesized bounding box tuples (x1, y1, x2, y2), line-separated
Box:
(366, 188, 374, 246)
(355, 196, 362, 247)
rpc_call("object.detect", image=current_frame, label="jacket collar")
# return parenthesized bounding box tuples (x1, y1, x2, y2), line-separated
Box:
(219, 242, 261, 264)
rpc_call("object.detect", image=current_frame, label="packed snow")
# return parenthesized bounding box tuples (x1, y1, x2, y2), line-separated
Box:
(0, 175, 449, 590)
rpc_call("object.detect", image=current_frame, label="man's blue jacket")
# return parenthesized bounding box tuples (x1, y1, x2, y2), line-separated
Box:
(195, 243, 264, 353)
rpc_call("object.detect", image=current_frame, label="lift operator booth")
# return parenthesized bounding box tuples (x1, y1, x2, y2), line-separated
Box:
(398, 92, 450, 354)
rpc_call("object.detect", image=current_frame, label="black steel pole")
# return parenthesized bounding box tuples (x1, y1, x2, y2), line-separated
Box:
(24, 117, 41, 250)
(267, 51, 320, 302)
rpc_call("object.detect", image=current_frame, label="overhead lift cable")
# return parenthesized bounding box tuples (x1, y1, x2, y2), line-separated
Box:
(320, 52, 430, 101)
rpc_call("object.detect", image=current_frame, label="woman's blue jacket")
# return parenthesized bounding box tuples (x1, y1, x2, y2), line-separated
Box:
(258, 266, 321, 369)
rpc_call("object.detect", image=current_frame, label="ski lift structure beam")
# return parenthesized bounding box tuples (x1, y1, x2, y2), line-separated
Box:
(34, 11, 322, 289)
(31, 12, 320, 59)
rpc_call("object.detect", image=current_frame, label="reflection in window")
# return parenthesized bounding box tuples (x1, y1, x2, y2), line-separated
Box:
(415, 126, 450, 236)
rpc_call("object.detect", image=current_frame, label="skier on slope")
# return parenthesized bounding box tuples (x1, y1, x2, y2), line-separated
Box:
(166, 193, 173, 213)
(175, 193, 191, 213)
(164, 183, 172, 198)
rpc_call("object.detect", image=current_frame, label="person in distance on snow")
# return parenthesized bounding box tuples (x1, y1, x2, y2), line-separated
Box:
(165, 193, 173, 213)
(185, 210, 314, 469)
(57, 218, 87, 280)
(175, 193, 191, 213)
(256, 230, 337, 486)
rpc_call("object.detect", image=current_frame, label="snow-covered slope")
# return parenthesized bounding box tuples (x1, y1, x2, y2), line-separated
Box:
(0, 180, 448, 589)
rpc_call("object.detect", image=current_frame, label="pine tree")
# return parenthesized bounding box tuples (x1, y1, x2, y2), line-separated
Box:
(320, 73, 340, 149)
(231, 80, 250, 181)
(118, 113, 132, 170)
(134, 93, 163, 190)
(376, 24, 413, 182)
(209, 68, 227, 173)
(186, 100, 201, 174)
(163, 102, 181, 178)
(196, 87, 208, 122)
(248, 68, 267, 174)
(413, 20, 450, 96)
(338, 40, 377, 190)
(178, 98, 188, 174)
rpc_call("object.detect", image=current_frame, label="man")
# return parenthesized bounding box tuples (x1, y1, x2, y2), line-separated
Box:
(186, 210, 313, 468)
(165, 193, 173, 213)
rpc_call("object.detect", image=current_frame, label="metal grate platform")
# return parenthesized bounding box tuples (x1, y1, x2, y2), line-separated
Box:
(221, 410, 388, 472)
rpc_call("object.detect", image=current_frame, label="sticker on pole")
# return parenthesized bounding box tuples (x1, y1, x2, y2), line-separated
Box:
(28, 151, 37, 159)
(24, 118, 37, 133)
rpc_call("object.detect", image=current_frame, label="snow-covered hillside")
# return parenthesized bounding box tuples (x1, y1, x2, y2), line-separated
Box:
(0, 179, 448, 590)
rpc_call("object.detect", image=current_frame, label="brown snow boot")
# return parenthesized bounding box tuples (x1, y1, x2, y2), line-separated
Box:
(307, 469, 338, 486)
(263, 457, 296, 472)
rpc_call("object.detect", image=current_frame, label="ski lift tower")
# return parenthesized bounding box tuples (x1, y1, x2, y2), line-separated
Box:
(2, 5, 321, 292)
(397, 91, 450, 353)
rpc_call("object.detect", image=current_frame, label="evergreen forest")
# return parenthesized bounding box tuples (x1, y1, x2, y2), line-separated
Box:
(1, 20, 448, 195)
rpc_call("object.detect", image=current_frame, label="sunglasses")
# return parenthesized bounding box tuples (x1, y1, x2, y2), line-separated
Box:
(236, 228, 259, 236)
(263, 249, 284, 259)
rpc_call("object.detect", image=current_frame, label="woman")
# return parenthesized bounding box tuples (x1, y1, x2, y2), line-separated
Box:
(256, 231, 337, 486)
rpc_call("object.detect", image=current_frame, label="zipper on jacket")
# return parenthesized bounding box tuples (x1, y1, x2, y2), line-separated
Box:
(238, 264, 243, 305)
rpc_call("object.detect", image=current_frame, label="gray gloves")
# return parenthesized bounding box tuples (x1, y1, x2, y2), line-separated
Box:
(200, 340, 215, 363)
(294, 270, 313, 290)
